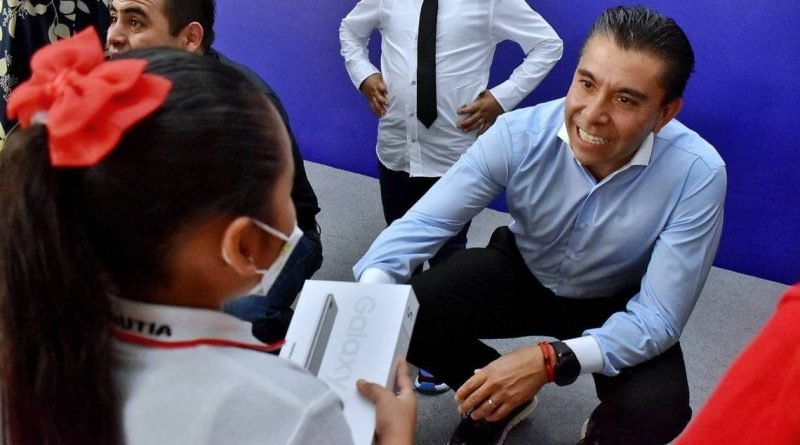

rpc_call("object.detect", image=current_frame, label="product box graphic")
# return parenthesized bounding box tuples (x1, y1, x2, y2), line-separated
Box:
(280, 280, 418, 445)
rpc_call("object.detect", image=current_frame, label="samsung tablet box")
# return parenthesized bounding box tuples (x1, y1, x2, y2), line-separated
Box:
(279, 280, 418, 445)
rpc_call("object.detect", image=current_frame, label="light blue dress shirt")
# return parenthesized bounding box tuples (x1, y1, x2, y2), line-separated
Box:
(354, 98, 726, 375)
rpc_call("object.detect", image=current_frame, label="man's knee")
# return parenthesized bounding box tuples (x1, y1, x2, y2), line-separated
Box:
(584, 398, 691, 444)
(588, 344, 692, 444)
(409, 267, 450, 308)
(623, 386, 691, 442)
(406, 256, 477, 367)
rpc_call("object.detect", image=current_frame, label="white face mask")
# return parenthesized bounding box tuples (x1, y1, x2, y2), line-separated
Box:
(223, 219, 304, 297)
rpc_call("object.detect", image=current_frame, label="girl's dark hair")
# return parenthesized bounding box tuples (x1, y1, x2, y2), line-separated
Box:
(583, 5, 695, 104)
(0, 48, 286, 444)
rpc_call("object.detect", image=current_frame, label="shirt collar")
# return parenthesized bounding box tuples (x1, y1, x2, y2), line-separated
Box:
(557, 123, 654, 170)
(111, 296, 282, 352)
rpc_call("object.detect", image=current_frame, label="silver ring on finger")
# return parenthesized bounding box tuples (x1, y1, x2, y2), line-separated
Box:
(487, 398, 497, 408)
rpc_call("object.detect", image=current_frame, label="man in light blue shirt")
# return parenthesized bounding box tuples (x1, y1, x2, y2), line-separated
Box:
(355, 6, 726, 445)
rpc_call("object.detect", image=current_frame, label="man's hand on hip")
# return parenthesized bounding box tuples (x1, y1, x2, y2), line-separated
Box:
(454, 346, 548, 422)
(457, 90, 504, 135)
(359, 73, 390, 118)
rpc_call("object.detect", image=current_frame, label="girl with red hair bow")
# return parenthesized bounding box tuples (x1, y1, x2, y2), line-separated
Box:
(0, 28, 416, 445)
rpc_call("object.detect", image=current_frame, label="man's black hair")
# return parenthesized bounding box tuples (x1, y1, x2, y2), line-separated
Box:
(163, 0, 216, 50)
(583, 6, 695, 104)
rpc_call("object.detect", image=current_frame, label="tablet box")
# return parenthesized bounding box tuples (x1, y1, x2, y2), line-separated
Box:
(279, 280, 418, 445)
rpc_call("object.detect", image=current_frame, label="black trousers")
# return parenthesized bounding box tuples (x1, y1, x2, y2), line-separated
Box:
(407, 227, 691, 444)
(378, 162, 470, 268)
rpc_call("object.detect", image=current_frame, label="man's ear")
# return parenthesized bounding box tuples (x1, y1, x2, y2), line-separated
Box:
(179, 22, 205, 53)
(654, 97, 683, 133)
(220, 217, 259, 276)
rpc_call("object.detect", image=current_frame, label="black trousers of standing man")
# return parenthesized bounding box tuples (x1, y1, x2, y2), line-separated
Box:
(407, 227, 692, 444)
(378, 162, 471, 270)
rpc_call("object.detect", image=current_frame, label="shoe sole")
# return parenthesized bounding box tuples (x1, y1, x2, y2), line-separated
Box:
(496, 396, 538, 445)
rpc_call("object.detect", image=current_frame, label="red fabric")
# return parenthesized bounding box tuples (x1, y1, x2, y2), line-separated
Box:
(6, 27, 171, 167)
(677, 284, 800, 444)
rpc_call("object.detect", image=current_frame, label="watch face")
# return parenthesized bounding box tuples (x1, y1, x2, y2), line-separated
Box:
(552, 341, 580, 386)
(558, 356, 580, 382)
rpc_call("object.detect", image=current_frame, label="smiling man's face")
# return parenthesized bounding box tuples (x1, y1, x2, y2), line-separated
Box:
(564, 34, 682, 180)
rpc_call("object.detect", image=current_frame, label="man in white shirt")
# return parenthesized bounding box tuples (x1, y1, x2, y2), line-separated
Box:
(339, 0, 562, 270)
(340, 0, 562, 396)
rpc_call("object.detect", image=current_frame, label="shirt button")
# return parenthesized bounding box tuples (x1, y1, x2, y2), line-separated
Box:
(412, 138, 417, 143)
(411, 80, 416, 85)
(410, 112, 416, 117)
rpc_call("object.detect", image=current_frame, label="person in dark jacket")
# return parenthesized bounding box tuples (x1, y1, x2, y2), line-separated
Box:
(106, 0, 323, 345)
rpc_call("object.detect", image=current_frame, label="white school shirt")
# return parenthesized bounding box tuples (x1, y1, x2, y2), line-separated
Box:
(340, 0, 563, 177)
(111, 297, 354, 445)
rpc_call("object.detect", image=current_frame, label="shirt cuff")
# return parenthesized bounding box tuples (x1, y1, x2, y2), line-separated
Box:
(349, 64, 380, 91)
(563, 336, 604, 375)
(358, 268, 397, 284)
(488, 83, 519, 113)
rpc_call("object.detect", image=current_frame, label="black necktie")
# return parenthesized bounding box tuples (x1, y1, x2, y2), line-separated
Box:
(417, 0, 438, 128)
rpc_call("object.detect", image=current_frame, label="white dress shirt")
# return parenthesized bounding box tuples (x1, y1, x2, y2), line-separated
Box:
(340, 0, 563, 177)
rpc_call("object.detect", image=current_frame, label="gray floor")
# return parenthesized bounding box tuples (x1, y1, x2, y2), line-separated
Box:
(305, 161, 789, 445)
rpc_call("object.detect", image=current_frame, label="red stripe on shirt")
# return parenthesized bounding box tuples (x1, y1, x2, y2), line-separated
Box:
(113, 329, 284, 353)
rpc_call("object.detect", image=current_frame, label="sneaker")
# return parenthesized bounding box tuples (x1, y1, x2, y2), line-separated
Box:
(414, 369, 451, 394)
(447, 396, 538, 445)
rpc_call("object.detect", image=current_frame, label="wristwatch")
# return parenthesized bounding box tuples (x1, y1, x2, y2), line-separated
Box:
(550, 341, 580, 386)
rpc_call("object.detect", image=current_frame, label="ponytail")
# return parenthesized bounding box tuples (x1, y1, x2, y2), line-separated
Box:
(0, 126, 119, 444)
(0, 46, 286, 445)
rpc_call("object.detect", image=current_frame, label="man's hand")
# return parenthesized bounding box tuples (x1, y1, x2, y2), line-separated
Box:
(454, 346, 548, 422)
(357, 360, 417, 445)
(359, 73, 390, 118)
(457, 90, 504, 135)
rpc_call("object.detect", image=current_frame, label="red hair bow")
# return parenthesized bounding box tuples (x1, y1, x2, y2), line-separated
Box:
(6, 27, 172, 167)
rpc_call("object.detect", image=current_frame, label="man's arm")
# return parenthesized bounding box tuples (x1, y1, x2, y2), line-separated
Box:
(457, 0, 562, 134)
(587, 161, 727, 375)
(255, 87, 321, 234)
(456, 90, 504, 135)
(354, 117, 516, 283)
(268, 92, 322, 236)
(339, 0, 382, 93)
(455, 151, 727, 420)
(359, 73, 390, 118)
(210, 50, 323, 284)
(485, 0, 563, 112)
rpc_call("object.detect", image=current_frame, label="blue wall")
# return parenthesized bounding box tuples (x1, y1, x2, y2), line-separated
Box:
(215, 1, 799, 285)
